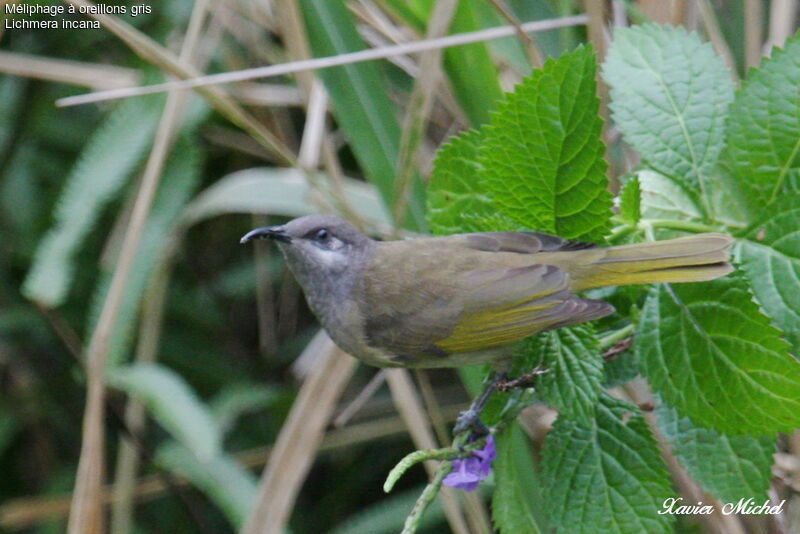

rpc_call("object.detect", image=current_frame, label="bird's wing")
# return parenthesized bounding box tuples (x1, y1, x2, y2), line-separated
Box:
(362, 245, 612, 359)
(461, 231, 596, 253)
(432, 264, 612, 354)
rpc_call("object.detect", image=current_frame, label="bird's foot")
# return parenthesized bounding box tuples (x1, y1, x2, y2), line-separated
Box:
(452, 366, 551, 437)
(495, 365, 550, 392)
(452, 371, 506, 437)
(453, 408, 490, 436)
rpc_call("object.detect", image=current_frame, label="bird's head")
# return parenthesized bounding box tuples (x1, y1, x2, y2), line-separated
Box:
(240, 214, 373, 277)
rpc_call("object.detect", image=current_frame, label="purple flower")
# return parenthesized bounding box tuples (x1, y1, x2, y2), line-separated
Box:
(443, 435, 497, 491)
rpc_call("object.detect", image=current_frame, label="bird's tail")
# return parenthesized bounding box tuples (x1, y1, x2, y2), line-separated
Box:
(568, 233, 733, 291)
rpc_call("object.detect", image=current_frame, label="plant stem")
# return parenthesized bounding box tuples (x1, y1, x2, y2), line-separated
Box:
(401, 461, 453, 534)
(607, 223, 639, 243)
(639, 218, 721, 234)
(599, 323, 635, 350)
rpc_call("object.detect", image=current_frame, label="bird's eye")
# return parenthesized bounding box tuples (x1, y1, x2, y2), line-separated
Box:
(314, 228, 329, 241)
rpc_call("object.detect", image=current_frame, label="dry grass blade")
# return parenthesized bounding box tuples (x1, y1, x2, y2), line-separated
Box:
(278, 0, 363, 227)
(61, 0, 295, 166)
(297, 80, 328, 169)
(698, 0, 739, 81)
(0, 51, 138, 90)
(66, 2, 208, 532)
(57, 14, 590, 108)
(636, 0, 684, 24)
(233, 83, 304, 107)
(333, 369, 388, 428)
(622, 380, 748, 534)
(767, 0, 799, 50)
(385, 369, 472, 534)
(744, 0, 764, 68)
(0, 404, 465, 530)
(583, 0, 609, 60)
(240, 334, 357, 534)
(110, 258, 174, 534)
(275, 0, 315, 93)
(392, 0, 458, 229)
(487, 0, 544, 67)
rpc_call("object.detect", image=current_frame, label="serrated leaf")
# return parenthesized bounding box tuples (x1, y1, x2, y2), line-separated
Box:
(604, 24, 734, 212)
(603, 351, 640, 388)
(22, 95, 163, 306)
(656, 401, 775, 503)
(156, 441, 257, 528)
(541, 395, 673, 534)
(637, 273, 800, 434)
(704, 165, 755, 228)
(108, 362, 222, 461)
(427, 129, 495, 235)
(492, 424, 544, 534)
(480, 45, 612, 241)
(638, 170, 703, 236)
(524, 326, 604, 423)
(724, 33, 800, 207)
(736, 195, 800, 353)
(619, 177, 641, 225)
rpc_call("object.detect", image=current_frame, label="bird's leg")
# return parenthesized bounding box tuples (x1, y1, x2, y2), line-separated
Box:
(453, 371, 507, 437)
(495, 364, 550, 391)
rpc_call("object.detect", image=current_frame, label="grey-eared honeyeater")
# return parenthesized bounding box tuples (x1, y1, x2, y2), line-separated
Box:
(240, 214, 732, 369)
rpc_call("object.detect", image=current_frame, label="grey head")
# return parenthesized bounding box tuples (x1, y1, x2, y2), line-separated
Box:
(240, 214, 375, 299)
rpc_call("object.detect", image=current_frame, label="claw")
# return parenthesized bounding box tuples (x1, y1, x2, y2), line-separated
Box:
(452, 371, 506, 437)
(453, 409, 490, 436)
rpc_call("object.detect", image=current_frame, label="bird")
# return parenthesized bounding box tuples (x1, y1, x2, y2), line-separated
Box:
(240, 214, 732, 370)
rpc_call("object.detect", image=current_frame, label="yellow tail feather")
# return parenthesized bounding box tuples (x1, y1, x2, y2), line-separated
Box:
(568, 233, 733, 291)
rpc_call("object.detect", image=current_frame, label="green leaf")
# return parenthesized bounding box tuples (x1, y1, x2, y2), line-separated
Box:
(492, 424, 544, 534)
(299, 0, 426, 229)
(656, 401, 775, 503)
(724, 33, 800, 207)
(481, 45, 611, 241)
(442, 0, 504, 126)
(0, 407, 19, 457)
(382, 0, 503, 126)
(637, 273, 800, 434)
(525, 326, 604, 423)
(180, 167, 391, 229)
(637, 170, 703, 236)
(108, 362, 222, 461)
(156, 441, 257, 528)
(603, 24, 734, 212)
(210, 383, 280, 436)
(1, 143, 41, 241)
(736, 194, 800, 352)
(619, 176, 641, 225)
(426, 129, 494, 234)
(87, 135, 202, 367)
(327, 485, 448, 534)
(603, 350, 640, 388)
(0, 76, 24, 153)
(541, 395, 673, 534)
(703, 165, 754, 228)
(22, 95, 163, 306)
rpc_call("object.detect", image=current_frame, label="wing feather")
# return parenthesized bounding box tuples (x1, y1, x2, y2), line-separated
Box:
(361, 236, 611, 361)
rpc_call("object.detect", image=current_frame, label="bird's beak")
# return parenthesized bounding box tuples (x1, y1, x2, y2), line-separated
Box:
(240, 226, 291, 244)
